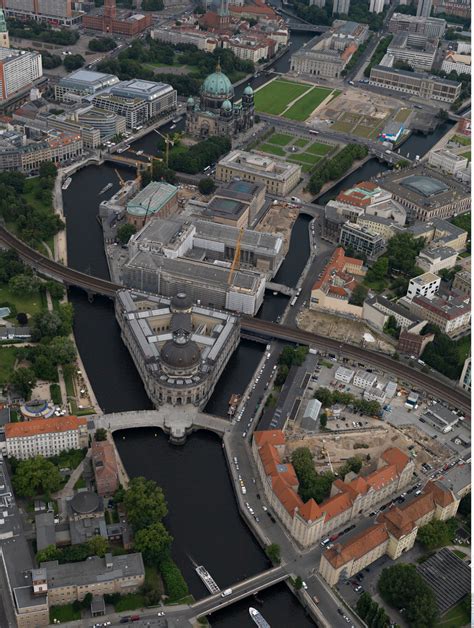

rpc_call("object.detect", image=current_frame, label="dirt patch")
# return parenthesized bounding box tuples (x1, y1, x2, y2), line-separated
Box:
(313, 88, 403, 125)
(255, 203, 298, 255)
(297, 308, 395, 354)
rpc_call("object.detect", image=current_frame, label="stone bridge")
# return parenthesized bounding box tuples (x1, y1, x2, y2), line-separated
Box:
(95, 407, 231, 444)
(266, 282, 296, 296)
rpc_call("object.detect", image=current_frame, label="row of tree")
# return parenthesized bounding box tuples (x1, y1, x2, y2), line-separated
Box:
(88, 37, 117, 52)
(356, 592, 390, 628)
(168, 136, 231, 174)
(7, 18, 79, 45)
(308, 144, 368, 195)
(36, 536, 109, 565)
(421, 324, 469, 381)
(275, 345, 309, 387)
(313, 387, 382, 417)
(364, 36, 393, 77)
(293, 0, 386, 31)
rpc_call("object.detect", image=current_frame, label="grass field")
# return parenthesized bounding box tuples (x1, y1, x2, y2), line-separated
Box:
(267, 132, 294, 146)
(331, 121, 353, 133)
(461, 151, 471, 161)
(295, 137, 309, 148)
(50, 605, 81, 623)
(282, 86, 333, 121)
(254, 79, 310, 116)
(0, 285, 45, 317)
(258, 143, 286, 156)
(393, 108, 411, 123)
(257, 133, 336, 172)
(306, 142, 332, 155)
(435, 599, 470, 627)
(452, 134, 471, 146)
(0, 346, 16, 386)
(289, 152, 321, 165)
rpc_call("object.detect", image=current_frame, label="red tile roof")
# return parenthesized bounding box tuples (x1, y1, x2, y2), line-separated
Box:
(322, 492, 353, 522)
(423, 480, 455, 508)
(299, 499, 322, 522)
(324, 524, 388, 568)
(366, 464, 397, 491)
(272, 475, 303, 516)
(381, 448, 410, 474)
(254, 430, 286, 447)
(312, 247, 364, 293)
(5, 415, 86, 438)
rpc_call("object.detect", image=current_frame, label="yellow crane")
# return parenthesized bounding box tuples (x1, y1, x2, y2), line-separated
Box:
(114, 169, 126, 187)
(153, 128, 174, 166)
(228, 227, 244, 286)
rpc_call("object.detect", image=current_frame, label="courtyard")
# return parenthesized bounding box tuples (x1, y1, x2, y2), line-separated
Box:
(256, 131, 337, 172)
(254, 78, 339, 121)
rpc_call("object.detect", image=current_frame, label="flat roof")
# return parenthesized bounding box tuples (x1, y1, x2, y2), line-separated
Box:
(417, 548, 470, 614)
(127, 182, 177, 217)
(401, 175, 449, 198)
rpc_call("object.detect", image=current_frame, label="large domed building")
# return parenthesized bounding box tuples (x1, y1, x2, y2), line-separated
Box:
(186, 62, 254, 139)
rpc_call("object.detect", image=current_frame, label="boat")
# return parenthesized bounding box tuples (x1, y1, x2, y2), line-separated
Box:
(172, 116, 182, 124)
(117, 144, 130, 154)
(99, 183, 113, 195)
(228, 393, 241, 416)
(62, 177, 72, 190)
(249, 607, 270, 628)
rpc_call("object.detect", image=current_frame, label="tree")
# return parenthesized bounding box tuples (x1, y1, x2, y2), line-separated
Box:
(383, 315, 400, 339)
(320, 412, 327, 428)
(63, 54, 85, 71)
(48, 336, 76, 366)
(36, 544, 60, 564)
(349, 283, 368, 306)
(294, 575, 303, 590)
(265, 543, 281, 565)
(417, 518, 456, 550)
(123, 477, 168, 531)
(9, 273, 40, 296)
(159, 556, 188, 601)
(16, 312, 28, 326)
(356, 591, 374, 619)
(88, 37, 117, 52)
(117, 223, 136, 245)
(45, 280, 65, 300)
(365, 256, 388, 285)
(39, 161, 57, 179)
(198, 178, 216, 195)
(134, 522, 173, 565)
(87, 535, 109, 557)
(12, 456, 62, 497)
(378, 564, 438, 627)
(95, 428, 108, 442)
(313, 387, 333, 408)
(10, 367, 36, 400)
(291, 447, 334, 503)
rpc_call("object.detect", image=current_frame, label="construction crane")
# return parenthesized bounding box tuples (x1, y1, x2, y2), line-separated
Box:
(153, 129, 174, 166)
(114, 169, 126, 187)
(227, 227, 244, 286)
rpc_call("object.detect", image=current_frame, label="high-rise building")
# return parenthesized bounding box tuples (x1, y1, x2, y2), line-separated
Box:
(0, 9, 9, 49)
(369, 0, 385, 13)
(417, 0, 433, 17)
(333, 0, 350, 13)
(0, 48, 42, 101)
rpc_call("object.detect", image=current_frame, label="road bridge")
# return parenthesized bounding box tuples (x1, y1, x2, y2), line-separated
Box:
(370, 147, 413, 166)
(266, 282, 296, 297)
(287, 20, 329, 32)
(0, 225, 469, 414)
(103, 154, 151, 171)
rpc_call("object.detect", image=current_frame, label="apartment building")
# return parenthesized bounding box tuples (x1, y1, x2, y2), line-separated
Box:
(152, 27, 218, 52)
(442, 52, 471, 75)
(216, 150, 301, 196)
(388, 13, 446, 38)
(319, 479, 459, 585)
(0, 0, 82, 25)
(91, 440, 119, 497)
(339, 222, 385, 259)
(5, 416, 88, 460)
(428, 148, 469, 175)
(363, 294, 419, 331)
(253, 430, 415, 549)
(369, 65, 461, 103)
(407, 293, 471, 337)
(406, 272, 441, 301)
(0, 48, 42, 101)
(452, 269, 470, 297)
(353, 370, 377, 389)
(357, 215, 396, 241)
(310, 247, 367, 317)
(387, 32, 437, 71)
(408, 218, 468, 252)
(459, 356, 471, 391)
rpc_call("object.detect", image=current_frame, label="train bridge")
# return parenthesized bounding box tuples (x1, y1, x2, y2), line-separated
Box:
(0, 225, 469, 414)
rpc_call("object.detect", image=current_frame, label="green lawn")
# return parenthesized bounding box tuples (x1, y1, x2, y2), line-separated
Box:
(452, 134, 471, 146)
(435, 599, 470, 627)
(353, 125, 377, 139)
(306, 142, 333, 155)
(267, 132, 294, 146)
(295, 137, 309, 148)
(115, 593, 147, 612)
(282, 86, 333, 121)
(0, 346, 16, 385)
(0, 285, 45, 317)
(254, 79, 311, 116)
(452, 549, 467, 559)
(393, 108, 411, 123)
(258, 143, 286, 157)
(49, 605, 81, 623)
(461, 151, 471, 162)
(290, 152, 321, 165)
(287, 157, 314, 172)
(331, 120, 353, 133)
(23, 178, 51, 213)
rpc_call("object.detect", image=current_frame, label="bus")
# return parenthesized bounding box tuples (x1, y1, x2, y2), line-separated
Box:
(290, 296, 297, 306)
(309, 129, 319, 135)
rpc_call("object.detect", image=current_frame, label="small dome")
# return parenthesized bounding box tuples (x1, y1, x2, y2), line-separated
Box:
(244, 85, 253, 95)
(170, 292, 192, 313)
(70, 491, 100, 515)
(161, 330, 201, 370)
(187, 96, 194, 105)
(222, 99, 232, 111)
(202, 66, 233, 98)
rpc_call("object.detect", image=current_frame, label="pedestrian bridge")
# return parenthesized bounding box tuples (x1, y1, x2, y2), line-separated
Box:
(95, 407, 231, 444)
(266, 282, 296, 297)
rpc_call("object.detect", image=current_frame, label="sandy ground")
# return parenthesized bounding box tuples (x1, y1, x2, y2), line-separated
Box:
(313, 88, 404, 124)
(297, 308, 396, 354)
(255, 203, 298, 255)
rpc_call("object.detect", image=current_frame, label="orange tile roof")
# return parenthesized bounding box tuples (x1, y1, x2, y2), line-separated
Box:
(322, 492, 353, 522)
(423, 481, 455, 508)
(341, 42, 358, 62)
(299, 498, 323, 522)
(254, 430, 286, 447)
(381, 448, 410, 474)
(272, 475, 304, 516)
(5, 415, 86, 438)
(324, 524, 388, 568)
(399, 493, 435, 523)
(378, 507, 415, 538)
(312, 247, 364, 292)
(366, 464, 397, 491)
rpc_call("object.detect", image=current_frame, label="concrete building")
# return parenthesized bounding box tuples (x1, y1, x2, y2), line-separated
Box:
(369, 0, 385, 14)
(339, 222, 385, 259)
(91, 440, 119, 497)
(407, 217, 467, 251)
(417, 0, 433, 17)
(152, 27, 218, 52)
(369, 65, 461, 103)
(0, 0, 82, 25)
(417, 548, 471, 615)
(253, 430, 415, 549)
(54, 70, 120, 103)
(301, 399, 322, 431)
(67, 491, 108, 546)
(421, 402, 459, 433)
(115, 290, 240, 408)
(459, 356, 471, 391)
(363, 384, 386, 404)
(185, 64, 254, 139)
(216, 149, 301, 196)
(357, 214, 397, 241)
(363, 294, 422, 332)
(388, 13, 446, 37)
(387, 32, 437, 71)
(0, 9, 9, 49)
(82, 0, 152, 35)
(406, 292, 471, 337)
(333, 0, 350, 14)
(442, 52, 471, 75)
(375, 166, 470, 221)
(41, 553, 145, 605)
(406, 272, 441, 301)
(5, 416, 88, 460)
(353, 370, 377, 389)
(319, 479, 460, 585)
(310, 247, 366, 318)
(452, 269, 470, 297)
(335, 366, 354, 383)
(428, 148, 469, 175)
(397, 323, 435, 357)
(202, 180, 266, 228)
(126, 182, 178, 229)
(416, 245, 458, 274)
(0, 48, 42, 101)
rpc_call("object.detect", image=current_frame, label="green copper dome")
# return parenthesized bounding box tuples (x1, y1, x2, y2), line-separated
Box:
(222, 99, 232, 111)
(201, 64, 233, 98)
(243, 85, 253, 95)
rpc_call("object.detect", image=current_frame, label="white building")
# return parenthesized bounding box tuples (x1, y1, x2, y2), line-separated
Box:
(353, 370, 377, 389)
(0, 47, 42, 100)
(428, 149, 469, 175)
(416, 246, 458, 274)
(406, 272, 441, 301)
(5, 416, 88, 460)
(442, 53, 471, 76)
(369, 0, 385, 13)
(335, 366, 354, 383)
(363, 385, 386, 404)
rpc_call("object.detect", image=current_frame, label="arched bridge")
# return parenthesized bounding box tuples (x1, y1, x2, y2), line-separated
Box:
(0, 225, 469, 414)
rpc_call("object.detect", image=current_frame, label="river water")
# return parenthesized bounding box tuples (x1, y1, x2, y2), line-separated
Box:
(62, 34, 454, 625)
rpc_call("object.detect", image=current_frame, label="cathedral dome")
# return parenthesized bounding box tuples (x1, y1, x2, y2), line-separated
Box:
(187, 96, 194, 105)
(221, 99, 232, 111)
(161, 330, 201, 370)
(243, 85, 253, 95)
(201, 64, 233, 99)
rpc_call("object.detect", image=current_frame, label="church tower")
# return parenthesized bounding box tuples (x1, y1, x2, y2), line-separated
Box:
(0, 10, 9, 49)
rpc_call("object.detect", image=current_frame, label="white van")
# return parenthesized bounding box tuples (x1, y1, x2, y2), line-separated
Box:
(221, 588, 233, 597)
